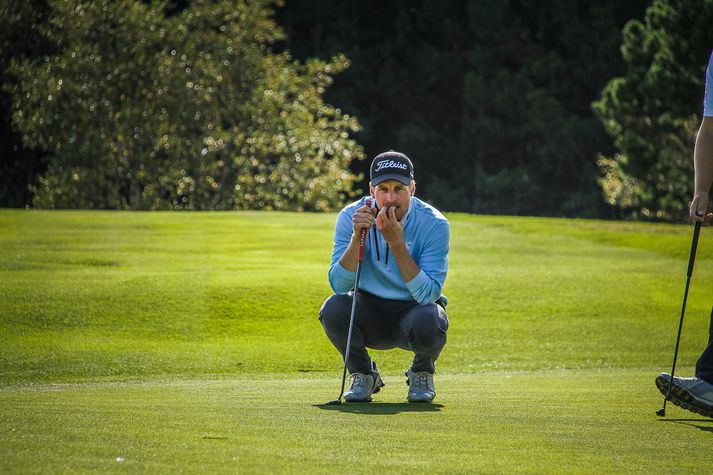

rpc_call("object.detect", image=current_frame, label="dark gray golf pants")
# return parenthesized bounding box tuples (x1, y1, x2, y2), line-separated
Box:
(319, 290, 448, 374)
(696, 310, 713, 384)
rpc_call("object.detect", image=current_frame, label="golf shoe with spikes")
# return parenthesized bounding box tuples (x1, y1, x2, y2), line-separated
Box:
(406, 369, 436, 403)
(343, 362, 384, 403)
(655, 372, 713, 418)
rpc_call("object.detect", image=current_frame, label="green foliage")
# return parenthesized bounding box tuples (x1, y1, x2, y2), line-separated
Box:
(455, 0, 647, 217)
(0, 0, 52, 207)
(597, 154, 642, 218)
(594, 0, 713, 220)
(7, 0, 362, 210)
(278, 0, 646, 217)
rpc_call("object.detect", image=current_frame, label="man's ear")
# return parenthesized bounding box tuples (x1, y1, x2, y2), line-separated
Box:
(369, 183, 375, 198)
(410, 181, 416, 196)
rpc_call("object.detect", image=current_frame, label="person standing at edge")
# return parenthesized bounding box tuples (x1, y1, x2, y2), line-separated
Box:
(319, 151, 450, 403)
(656, 50, 713, 418)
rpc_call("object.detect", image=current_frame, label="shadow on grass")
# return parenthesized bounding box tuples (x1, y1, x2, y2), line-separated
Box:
(313, 402, 444, 414)
(659, 418, 713, 433)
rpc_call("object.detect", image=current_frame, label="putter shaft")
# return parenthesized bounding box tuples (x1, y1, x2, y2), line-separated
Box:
(659, 221, 702, 416)
(328, 202, 373, 405)
(334, 260, 363, 402)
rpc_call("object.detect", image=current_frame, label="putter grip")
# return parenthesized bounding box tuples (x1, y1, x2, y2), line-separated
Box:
(357, 199, 373, 263)
(358, 228, 367, 262)
(688, 221, 702, 277)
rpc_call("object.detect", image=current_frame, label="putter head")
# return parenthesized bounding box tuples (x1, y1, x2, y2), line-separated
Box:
(656, 408, 666, 417)
(325, 399, 342, 406)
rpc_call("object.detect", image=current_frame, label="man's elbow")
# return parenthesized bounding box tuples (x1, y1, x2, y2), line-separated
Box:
(328, 282, 350, 296)
(327, 270, 340, 294)
(328, 270, 351, 295)
(415, 285, 442, 306)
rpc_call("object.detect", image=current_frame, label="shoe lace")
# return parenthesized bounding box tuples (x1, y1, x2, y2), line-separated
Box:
(348, 373, 370, 390)
(411, 372, 431, 391)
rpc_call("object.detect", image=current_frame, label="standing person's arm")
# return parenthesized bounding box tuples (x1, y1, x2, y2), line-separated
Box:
(692, 52, 713, 222)
(691, 118, 713, 221)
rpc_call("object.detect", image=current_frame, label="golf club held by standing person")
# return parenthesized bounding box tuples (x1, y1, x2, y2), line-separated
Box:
(656, 50, 713, 418)
(320, 150, 450, 403)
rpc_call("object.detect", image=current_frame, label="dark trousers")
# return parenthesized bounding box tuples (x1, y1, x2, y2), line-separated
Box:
(696, 310, 713, 384)
(319, 290, 448, 374)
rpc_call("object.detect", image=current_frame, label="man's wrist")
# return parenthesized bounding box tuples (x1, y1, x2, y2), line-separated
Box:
(350, 230, 365, 245)
(388, 238, 407, 252)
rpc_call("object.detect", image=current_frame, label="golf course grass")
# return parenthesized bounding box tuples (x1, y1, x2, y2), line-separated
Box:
(2, 209, 713, 472)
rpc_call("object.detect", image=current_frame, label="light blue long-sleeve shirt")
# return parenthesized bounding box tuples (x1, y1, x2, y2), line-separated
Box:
(328, 196, 449, 305)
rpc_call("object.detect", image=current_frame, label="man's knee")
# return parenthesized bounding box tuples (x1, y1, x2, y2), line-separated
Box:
(406, 304, 448, 350)
(319, 293, 352, 331)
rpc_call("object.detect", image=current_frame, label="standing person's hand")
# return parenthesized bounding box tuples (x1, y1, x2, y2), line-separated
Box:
(352, 204, 375, 236)
(690, 192, 713, 223)
(376, 206, 404, 246)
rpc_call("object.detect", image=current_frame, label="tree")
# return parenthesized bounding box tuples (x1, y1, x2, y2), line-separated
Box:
(277, 0, 646, 217)
(0, 0, 52, 207)
(594, 0, 713, 220)
(457, 0, 647, 216)
(7, 0, 363, 210)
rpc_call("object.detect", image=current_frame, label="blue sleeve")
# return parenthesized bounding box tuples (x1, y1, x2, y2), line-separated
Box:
(705, 51, 713, 117)
(405, 221, 449, 305)
(328, 208, 356, 294)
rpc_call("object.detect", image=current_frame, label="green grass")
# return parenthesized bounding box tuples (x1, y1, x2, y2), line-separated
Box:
(2, 210, 713, 472)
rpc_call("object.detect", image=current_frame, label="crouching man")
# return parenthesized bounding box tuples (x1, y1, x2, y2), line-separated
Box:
(319, 151, 450, 403)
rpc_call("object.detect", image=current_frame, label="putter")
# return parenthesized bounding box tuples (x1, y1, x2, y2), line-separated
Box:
(657, 220, 702, 417)
(326, 199, 374, 405)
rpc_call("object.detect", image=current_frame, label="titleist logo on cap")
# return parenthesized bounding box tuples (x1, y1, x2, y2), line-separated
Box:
(374, 160, 408, 172)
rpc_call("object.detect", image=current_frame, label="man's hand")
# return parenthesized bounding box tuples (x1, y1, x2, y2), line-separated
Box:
(376, 205, 419, 282)
(352, 204, 375, 236)
(690, 192, 713, 223)
(375, 206, 404, 247)
(339, 204, 376, 272)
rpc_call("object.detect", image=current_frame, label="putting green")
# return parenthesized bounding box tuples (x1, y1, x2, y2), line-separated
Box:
(2, 371, 712, 473)
(1, 210, 713, 472)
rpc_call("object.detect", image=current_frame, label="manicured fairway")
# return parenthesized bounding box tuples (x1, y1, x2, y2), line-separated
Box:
(2, 370, 713, 473)
(2, 210, 713, 472)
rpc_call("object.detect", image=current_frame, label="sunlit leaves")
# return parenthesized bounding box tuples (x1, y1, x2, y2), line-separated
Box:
(10, 0, 363, 210)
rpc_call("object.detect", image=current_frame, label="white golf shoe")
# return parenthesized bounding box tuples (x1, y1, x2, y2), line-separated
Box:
(405, 369, 436, 403)
(343, 363, 384, 402)
(655, 372, 713, 418)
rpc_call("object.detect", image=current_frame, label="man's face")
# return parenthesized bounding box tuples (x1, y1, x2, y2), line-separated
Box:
(370, 179, 415, 221)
